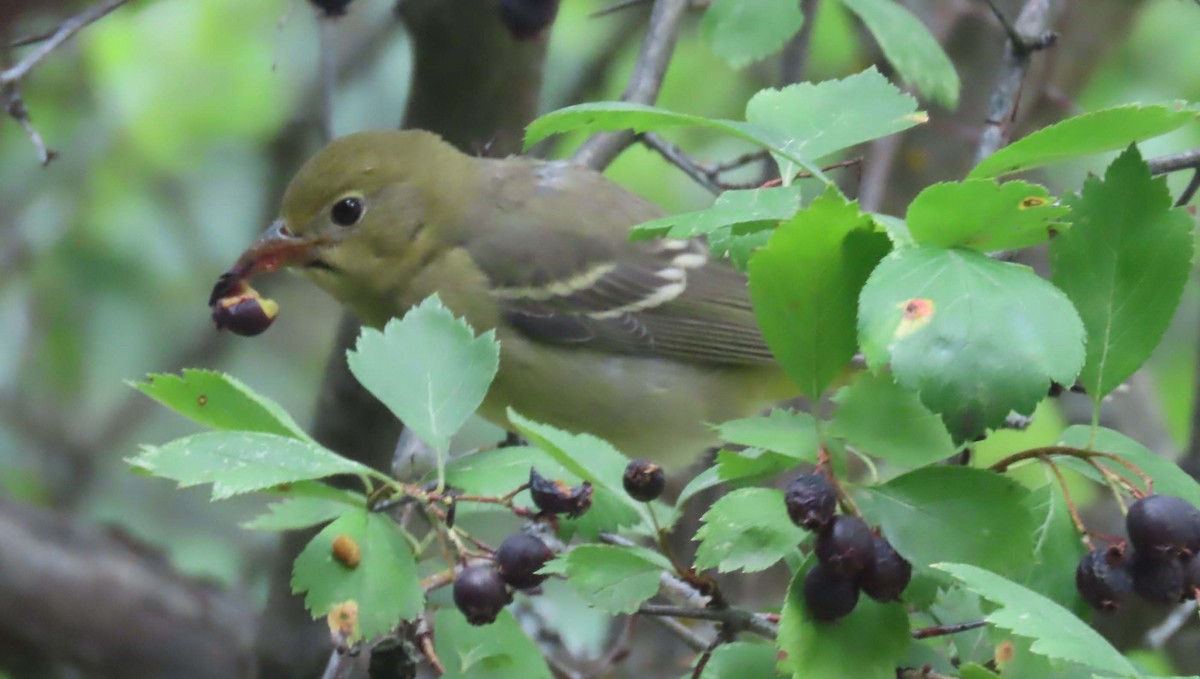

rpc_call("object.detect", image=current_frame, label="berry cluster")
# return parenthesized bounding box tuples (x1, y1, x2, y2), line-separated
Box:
(1076, 494, 1200, 612)
(785, 473, 912, 622)
(454, 531, 556, 625)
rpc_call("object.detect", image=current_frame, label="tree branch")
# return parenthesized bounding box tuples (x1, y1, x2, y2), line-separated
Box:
(1147, 147, 1200, 175)
(572, 0, 689, 170)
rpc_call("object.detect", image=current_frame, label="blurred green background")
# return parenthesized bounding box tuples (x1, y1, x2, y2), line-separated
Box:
(1, 0, 1198, 634)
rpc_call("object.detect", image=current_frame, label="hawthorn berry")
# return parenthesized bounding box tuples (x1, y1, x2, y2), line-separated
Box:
(529, 467, 593, 518)
(495, 532, 554, 590)
(1130, 552, 1187, 604)
(1126, 495, 1200, 559)
(453, 565, 512, 625)
(210, 282, 279, 336)
(623, 459, 665, 502)
(784, 473, 837, 532)
(858, 535, 911, 602)
(1075, 546, 1132, 612)
(804, 562, 859, 622)
(815, 515, 876, 577)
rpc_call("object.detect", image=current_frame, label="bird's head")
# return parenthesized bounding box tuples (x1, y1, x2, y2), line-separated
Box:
(221, 130, 477, 320)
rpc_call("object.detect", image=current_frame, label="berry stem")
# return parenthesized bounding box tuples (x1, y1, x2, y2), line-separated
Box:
(1086, 457, 1131, 515)
(817, 446, 864, 519)
(1039, 455, 1093, 550)
(910, 619, 988, 640)
(416, 617, 445, 676)
(989, 445, 1154, 496)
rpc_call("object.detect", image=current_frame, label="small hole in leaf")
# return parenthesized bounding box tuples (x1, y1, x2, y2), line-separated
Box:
(197, 395, 207, 406)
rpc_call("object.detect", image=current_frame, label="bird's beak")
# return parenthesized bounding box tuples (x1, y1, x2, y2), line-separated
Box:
(209, 219, 319, 305)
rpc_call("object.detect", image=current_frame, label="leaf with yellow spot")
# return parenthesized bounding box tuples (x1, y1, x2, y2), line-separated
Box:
(905, 179, 1067, 251)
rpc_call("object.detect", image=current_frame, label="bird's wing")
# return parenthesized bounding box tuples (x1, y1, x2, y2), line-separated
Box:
(463, 161, 774, 366)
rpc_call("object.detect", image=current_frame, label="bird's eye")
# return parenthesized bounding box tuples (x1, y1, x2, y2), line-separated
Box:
(330, 196, 364, 227)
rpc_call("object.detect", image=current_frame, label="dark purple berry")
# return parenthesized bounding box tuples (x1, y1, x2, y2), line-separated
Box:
(308, 0, 353, 18)
(1126, 494, 1200, 559)
(453, 565, 512, 626)
(1075, 546, 1133, 612)
(815, 516, 876, 577)
(1130, 552, 1187, 604)
(623, 459, 666, 502)
(858, 535, 912, 602)
(804, 561, 860, 622)
(498, 0, 559, 40)
(529, 468, 593, 518)
(211, 284, 279, 337)
(784, 473, 837, 532)
(1184, 556, 1200, 599)
(495, 532, 554, 590)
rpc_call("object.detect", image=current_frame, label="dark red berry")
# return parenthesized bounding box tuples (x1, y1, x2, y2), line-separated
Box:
(784, 473, 837, 532)
(623, 459, 665, 502)
(211, 282, 279, 337)
(495, 532, 554, 590)
(815, 516, 876, 577)
(498, 0, 559, 40)
(858, 535, 911, 602)
(1075, 546, 1133, 612)
(1184, 556, 1200, 599)
(804, 561, 859, 622)
(529, 468, 593, 518)
(453, 565, 512, 625)
(1130, 551, 1187, 604)
(1126, 494, 1200, 559)
(308, 0, 353, 18)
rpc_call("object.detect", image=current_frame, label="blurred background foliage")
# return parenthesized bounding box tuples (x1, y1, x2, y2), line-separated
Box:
(0, 0, 1198, 631)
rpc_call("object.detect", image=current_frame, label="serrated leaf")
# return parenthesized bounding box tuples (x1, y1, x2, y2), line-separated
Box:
(968, 102, 1200, 178)
(701, 0, 805, 68)
(858, 246, 1085, 441)
(1050, 146, 1193, 402)
(959, 664, 1002, 679)
(749, 188, 892, 398)
(906, 180, 1068, 251)
(134, 369, 310, 440)
(291, 508, 422, 642)
(507, 410, 661, 532)
(556, 544, 670, 614)
(630, 185, 802, 241)
(1020, 483, 1087, 606)
(745, 68, 925, 178)
(715, 409, 819, 459)
(935, 562, 1139, 676)
(347, 295, 499, 455)
(445, 445, 563, 503)
(1056, 425, 1200, 507)
(435, 609, 552, 679)
(128, 431, 374, 500)
(715, 448, 798, 486)
(676, 465, 723, 510)
(839, 0, 960, 108)
(243, 494, 360, 531)
(777, 562, 910, 678)
(697, 642, 784, 678)
(858, 466, 1035, 575)
(694, 487, 807, 573)
(828, 371, 956, 469)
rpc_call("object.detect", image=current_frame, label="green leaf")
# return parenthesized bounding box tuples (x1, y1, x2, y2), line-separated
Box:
(934, 562, 1139, 676)
(959, 664, 1002, 679)
(507, 411, 657, 531)
(630, 186, 802, 241)
(777, 563, 910, 678)
(555, 544, 670, 614)
(676, 465, 723, 510)
(858, 246, 1085, 441)
(858, 466, 1035, 575)
(697, 642, 784, 678)
(749, 188, 892, 398)
(1020, 483, 1087, 606)
(445, 445, 562, 503)
(906, 180, 1068, 251)
(839, 0, 960, 108)
(1057, 425, 1200, 507)
(701, 0, 805, 68)
(968, 102, 1200, 178)
(243, 494, 361, 531)
(715, 448, 799, 486)
(828, 371, 956, 469)
(128, 431, 374, 500)
(694, 487, 807, 573)
(744, 68, 925, 176)
(134, 369, 310, 440)
(715, 409, 819, 459)
(1050, 146, 1193, 402)
(291, 508, 423, 642)
(347, 295, 499, 455)
(435, 609, 552, 679)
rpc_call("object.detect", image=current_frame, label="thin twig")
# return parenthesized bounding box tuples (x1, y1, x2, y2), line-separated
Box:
(417, 617, 445, 675)
(645, 614, 710, 652)
(689, 635, 723, 679)
(1, 0, 130, 85)
(1147, 147, 1200, 175)
(636, 604, 778, 639)
(1042, 456, 1094, 549)
(1174, 169, 1200, 207)
(1145, 599, 1199, 649)
(640, 133, 724, 195)
(317, 16, 336, 143)
(590, 0, 653, 18)
(1, 85, 57, 166)
(572, 0, 689, 170)
(974, 0, 1057, 164)
(910, 619, 988, 640)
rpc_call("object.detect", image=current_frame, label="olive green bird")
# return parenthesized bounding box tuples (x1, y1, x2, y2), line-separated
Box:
(226, 130, 796, 465)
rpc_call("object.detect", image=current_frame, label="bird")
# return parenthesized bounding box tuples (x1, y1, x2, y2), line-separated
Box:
(220, 129, 796, 466)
